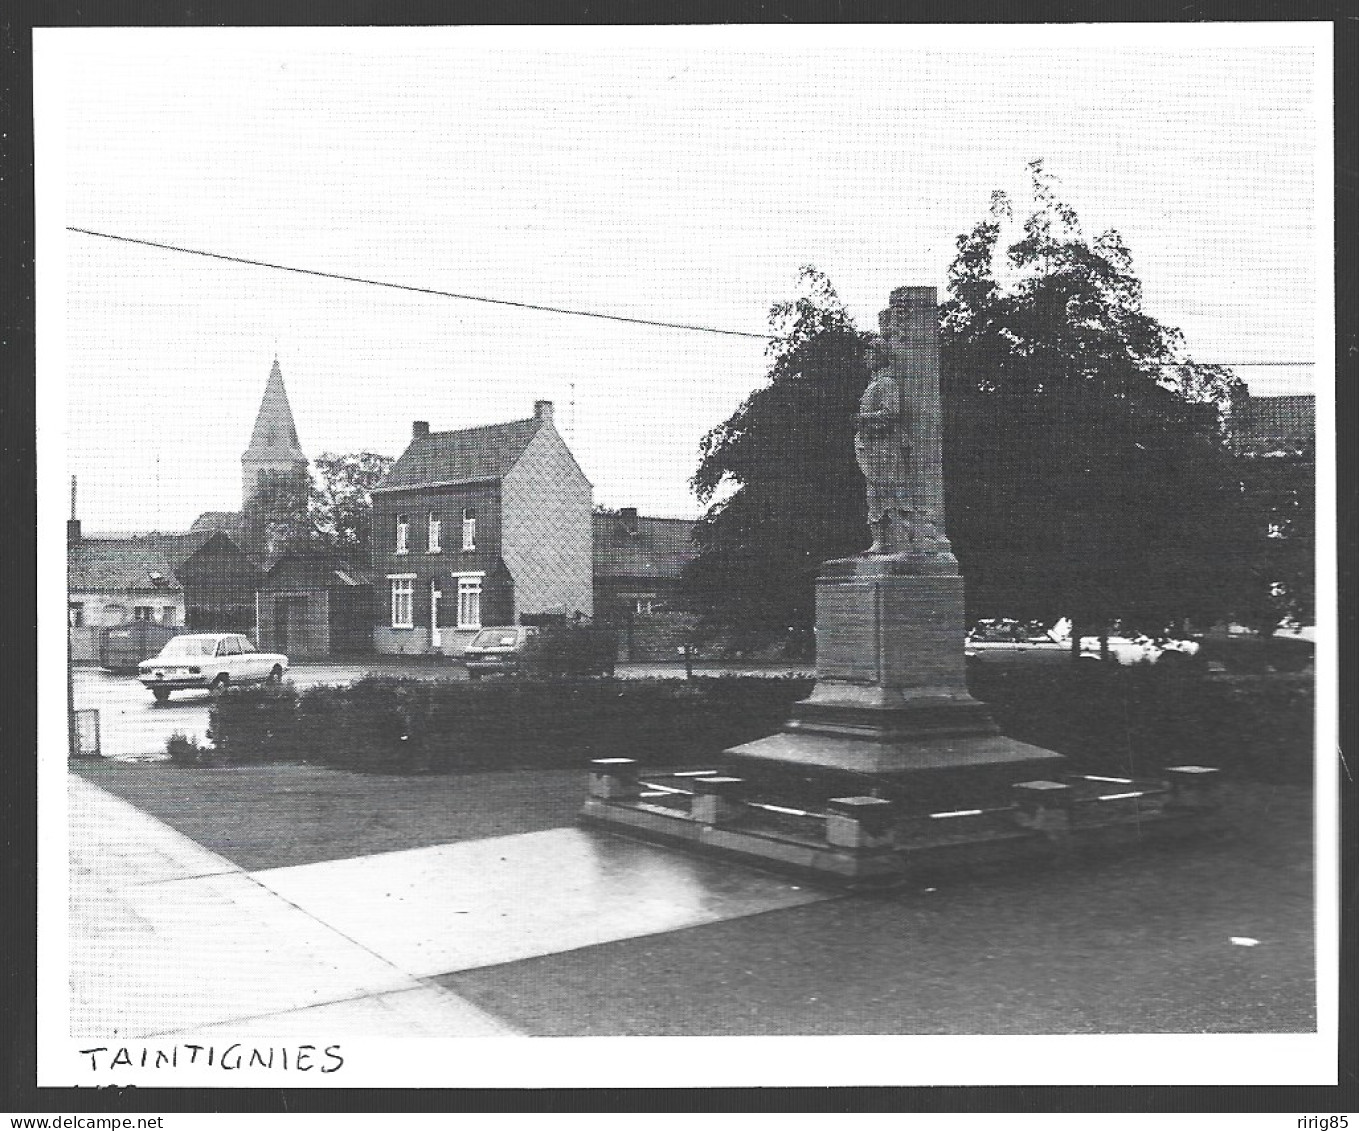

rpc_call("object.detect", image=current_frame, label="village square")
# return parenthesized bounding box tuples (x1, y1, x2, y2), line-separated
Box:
(40, 23, 1332, 1096)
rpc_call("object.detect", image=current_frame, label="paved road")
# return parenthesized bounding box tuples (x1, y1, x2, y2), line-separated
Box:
(73, 659, 816, 758)
(72, 664, 397, 759)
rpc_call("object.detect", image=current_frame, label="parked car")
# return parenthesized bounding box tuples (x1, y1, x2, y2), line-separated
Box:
(965, 618, 1200, 666)
(1075, 633, 1200, 666)
(462, 626, 540, 679)
(138, 632, 288, 702)
(965, 619, 1070, 664)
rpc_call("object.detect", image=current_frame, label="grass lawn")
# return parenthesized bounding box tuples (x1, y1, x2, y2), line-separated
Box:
(71, 759, 586, 871)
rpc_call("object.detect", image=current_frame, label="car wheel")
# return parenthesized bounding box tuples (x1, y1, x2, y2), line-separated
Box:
(268, 665, 283, 684)
(152, 688, 171, 704)
(209, 674, 230, 696)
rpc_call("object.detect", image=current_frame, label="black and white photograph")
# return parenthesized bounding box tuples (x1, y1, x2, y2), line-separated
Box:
(35, 21, 1335, 1093)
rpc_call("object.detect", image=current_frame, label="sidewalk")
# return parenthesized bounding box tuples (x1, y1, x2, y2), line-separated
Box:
(68, 773, 519, 1038)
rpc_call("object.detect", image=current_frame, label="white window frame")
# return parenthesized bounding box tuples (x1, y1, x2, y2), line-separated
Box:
(395, 513, 409, 554)
(455, 572, 484, 630)
(388, 574, 415, 629)
(428, 512, 442, 553)
(462, 508, 477, 552)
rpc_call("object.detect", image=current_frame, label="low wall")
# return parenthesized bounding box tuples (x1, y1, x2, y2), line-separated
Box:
(373, 626, 431, 655)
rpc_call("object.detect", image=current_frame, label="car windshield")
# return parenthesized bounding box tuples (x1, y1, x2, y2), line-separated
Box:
(156, 636, 218, 658)
(471, 630, 519, 648)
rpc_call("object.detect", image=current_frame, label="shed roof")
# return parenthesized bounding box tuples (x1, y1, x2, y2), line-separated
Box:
(375, 417, 543, 492)
(593, 513, 698, 581)
(263, 545, 375, 588)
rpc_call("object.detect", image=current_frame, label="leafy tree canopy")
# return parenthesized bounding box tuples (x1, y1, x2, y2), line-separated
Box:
(684, 162, 1260, 648)
(684, 266, 870, 649)
(309, 451, 395, 555)
(940, 160, 1251, 635)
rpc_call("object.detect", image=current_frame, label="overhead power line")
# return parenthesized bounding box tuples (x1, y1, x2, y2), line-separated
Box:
(65, 226, 772, 341)
(65, 225, 1317, 366)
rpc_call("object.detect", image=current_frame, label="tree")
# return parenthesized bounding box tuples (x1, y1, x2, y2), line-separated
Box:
(309, 451, 394, 556)
(684, 164, 1256, 652)
(683, 267, 870, 650)
(939, 160, 1253, 641)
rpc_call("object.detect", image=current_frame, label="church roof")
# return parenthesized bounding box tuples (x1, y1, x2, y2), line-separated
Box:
(375, 416, 545, 492)
(244, 358, 307, 462)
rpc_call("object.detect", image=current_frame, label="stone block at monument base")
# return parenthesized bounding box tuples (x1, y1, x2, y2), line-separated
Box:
(727, 557, 1064, 790)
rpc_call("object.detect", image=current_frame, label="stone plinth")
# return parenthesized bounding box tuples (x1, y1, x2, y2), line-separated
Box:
(727, 552, 1065, 783)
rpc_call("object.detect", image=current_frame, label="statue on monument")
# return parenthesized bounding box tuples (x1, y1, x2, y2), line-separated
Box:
(854, 338, 947, 555)
(854, 336, 912, 554)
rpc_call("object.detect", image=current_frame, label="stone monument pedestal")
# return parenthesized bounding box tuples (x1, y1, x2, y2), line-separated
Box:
(726, 552, 1065, 789)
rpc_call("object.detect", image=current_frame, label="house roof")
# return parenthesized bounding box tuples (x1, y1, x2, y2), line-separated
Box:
(375, 417, 544, 492)
(69, 538, 184, 595)
(593, 512, 698, 581)
(245, 358, 307, 462)
(1235, 394, 1315, 447)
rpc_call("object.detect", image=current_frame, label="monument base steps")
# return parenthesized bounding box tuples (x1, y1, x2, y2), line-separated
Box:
(579, 761, 1224, 890)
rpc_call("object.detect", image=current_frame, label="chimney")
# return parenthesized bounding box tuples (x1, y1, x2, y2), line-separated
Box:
(534, 400, 553, 422)
(619, 506, 638, 536)
(67, 476, 81, 543)
(413, 421, 430, 439)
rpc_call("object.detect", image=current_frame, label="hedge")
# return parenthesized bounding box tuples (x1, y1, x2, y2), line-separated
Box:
(199, 667, 1314, 782)
(965, 663, 1314, 784)
(205, 675, 812, 774)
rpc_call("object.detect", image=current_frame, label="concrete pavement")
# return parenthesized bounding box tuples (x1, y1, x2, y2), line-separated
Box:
(68, 773, 519, 1038)
(68, 770, 833, 1040)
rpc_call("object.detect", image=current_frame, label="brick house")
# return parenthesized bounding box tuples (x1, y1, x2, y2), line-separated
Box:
(370, 401, 593, 655)
(592, 507, 699, 661)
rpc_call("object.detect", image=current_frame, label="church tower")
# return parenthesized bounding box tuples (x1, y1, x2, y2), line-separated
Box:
(241, 359, 309, 555)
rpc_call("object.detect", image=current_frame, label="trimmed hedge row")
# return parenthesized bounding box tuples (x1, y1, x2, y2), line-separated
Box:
(966, 663, 1314, 783)
(206, 675, 813, 774)
(200, 666, 1314, 781)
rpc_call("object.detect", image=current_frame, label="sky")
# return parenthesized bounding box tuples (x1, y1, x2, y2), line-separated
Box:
(40, 24, 1327, 533)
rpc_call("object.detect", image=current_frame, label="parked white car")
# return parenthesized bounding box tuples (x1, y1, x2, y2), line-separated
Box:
(1075, 634, 1200, 665)
(966, 617, 1200, 666)
(138, 633, 288, 702)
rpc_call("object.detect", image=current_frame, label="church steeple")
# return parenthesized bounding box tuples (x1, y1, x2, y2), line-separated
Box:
(245, 358, 306, 462)
(241, 358, 309, 515)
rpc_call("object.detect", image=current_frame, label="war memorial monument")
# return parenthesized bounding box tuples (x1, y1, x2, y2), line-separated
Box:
(582, 286, 1219, 885)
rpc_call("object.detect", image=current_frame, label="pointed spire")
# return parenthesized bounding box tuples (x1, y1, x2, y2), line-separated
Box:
(245, 358, 306, 461)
